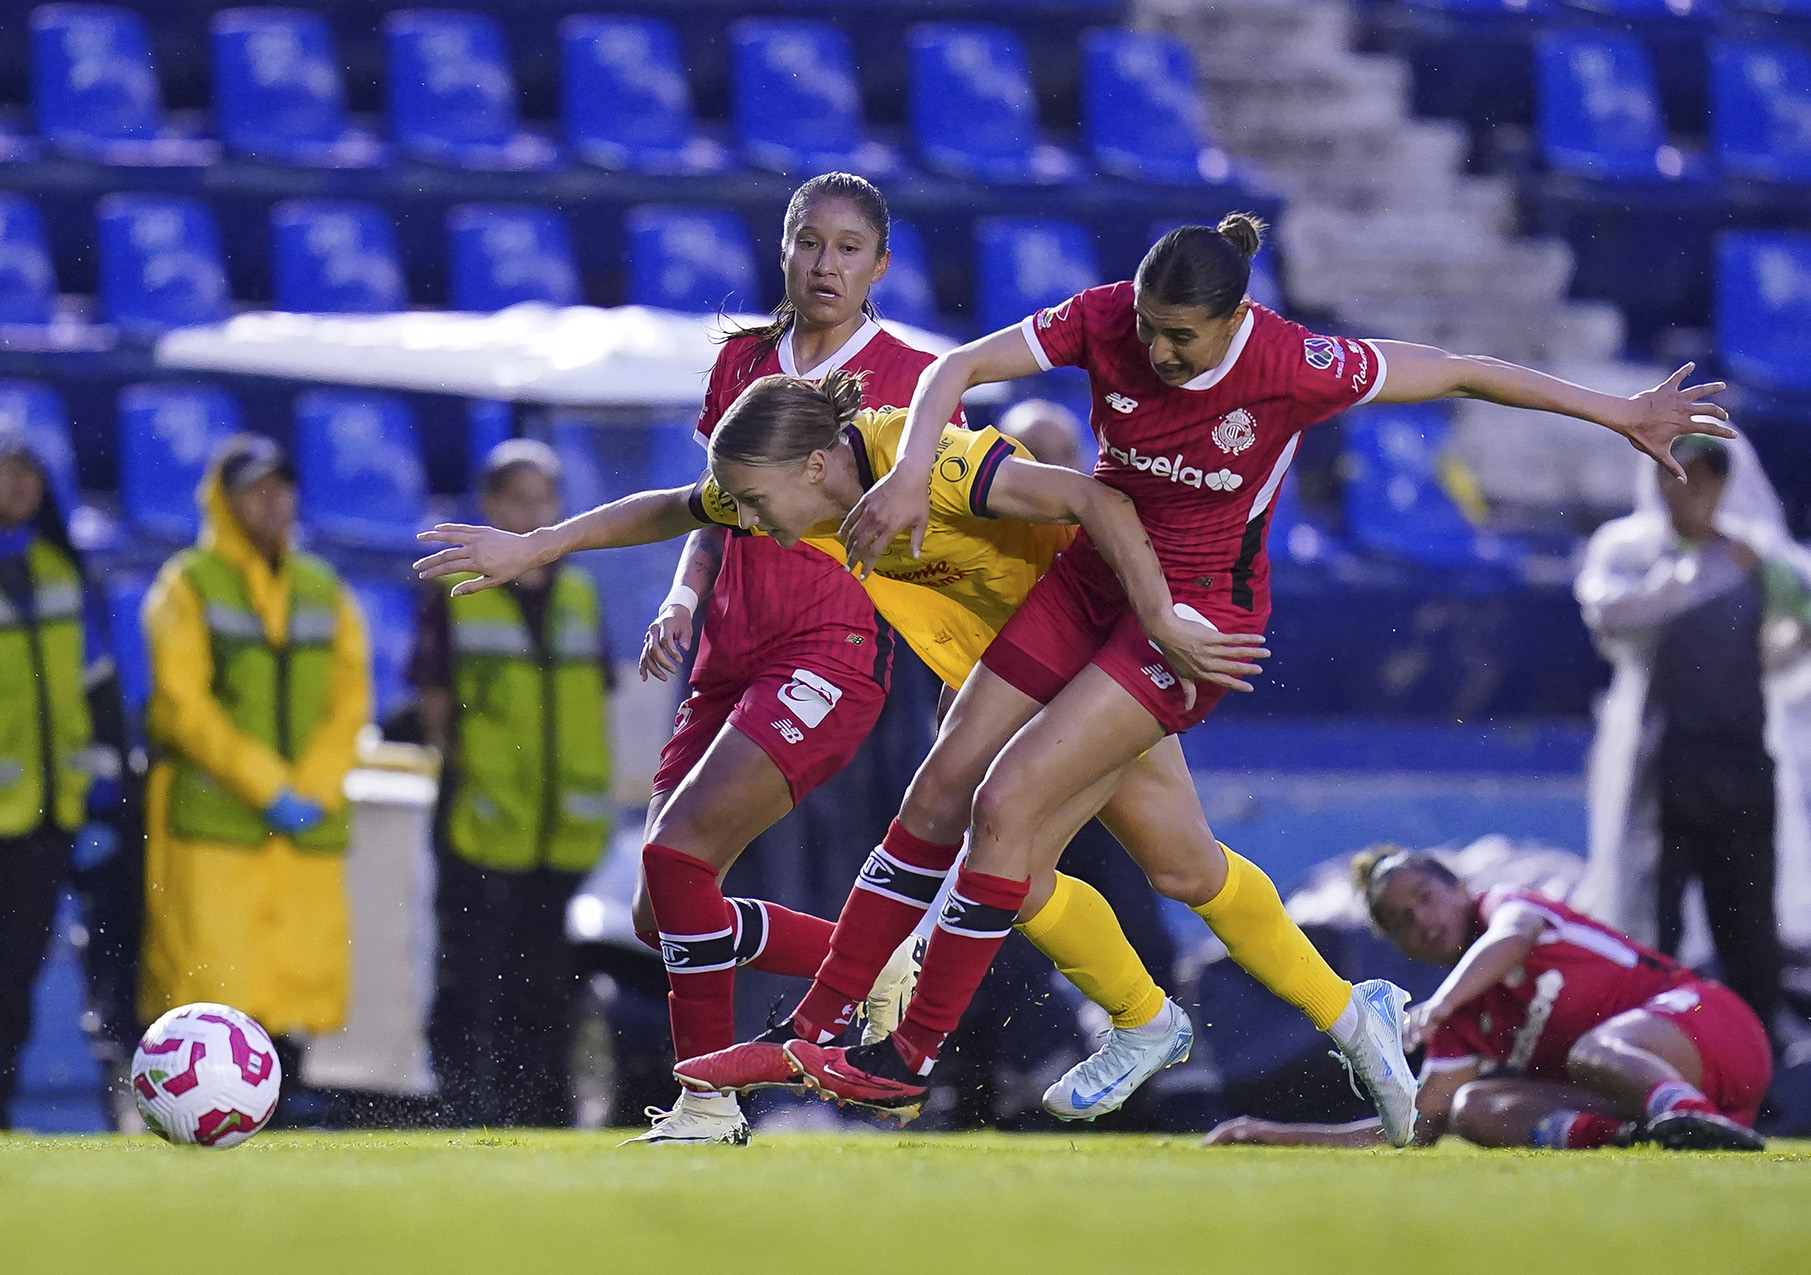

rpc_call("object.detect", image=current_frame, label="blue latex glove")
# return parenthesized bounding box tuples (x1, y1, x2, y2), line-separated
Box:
(73, 822, 122, 872)
(264, 789, 325, 835)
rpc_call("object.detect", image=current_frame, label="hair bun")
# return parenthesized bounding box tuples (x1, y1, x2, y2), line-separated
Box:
(1215, 212, 1266, 261)
(818, 368, 868, 426)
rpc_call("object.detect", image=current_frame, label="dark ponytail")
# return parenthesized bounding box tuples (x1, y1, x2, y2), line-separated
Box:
(1134, 212, 1266, 321)
(729, 172, 893, 351)
(709, 369, 867, 469)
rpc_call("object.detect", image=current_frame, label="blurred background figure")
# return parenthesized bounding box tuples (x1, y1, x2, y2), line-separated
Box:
(139, 436, 371, 1108)
(1576, 432, 1811, 1047)
(411, 440, 612, 1127)
(996, 398, 1086, 473)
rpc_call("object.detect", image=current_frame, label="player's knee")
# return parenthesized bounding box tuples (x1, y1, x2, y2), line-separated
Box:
(1145, 863, 1219, 907)
(970, 760, 1037, 848)
(901, 752, 981, 841)
(630, 881, 656, 937)
(1565, 1031, 1619, 1085)
(1448, 1082, 1508, 1147)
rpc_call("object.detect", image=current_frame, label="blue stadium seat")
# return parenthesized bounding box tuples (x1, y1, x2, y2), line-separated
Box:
(1342, 405, 1509, 567)
(972, 218, 1101, 334)
(212, 8, 382, 167)
(465, 398, 513, 490)
(105, 573, 152, 714)
(1561, 0, 1714, 16)
(1404, 0, 1560, 11)
(346, 576, 417, 724)
(0, 195, 56, 325)
(1716, 232, 1811, 393)
(271, 200, 406, 314)
(0, 381, 79, 517)
(446, 204, 580, 312)
(1535, 33, 1671, 179)
(908, 23, 1081, 184)
(294, 389, 430, 550)
(384, 10, 557, 171)
(116, 382, 243, 541)
(1710, 40, 1811, 185)
(729, 19, 899, 177)
(1150, 219, 1284, 313)
(1083, 30, 1221, 185)
(624, 206, 759, 314)
(559, 15, 727, 174)
(30, 5, 214, 165)
(95, 194, 231, 336)
(870, 217, 938, 330)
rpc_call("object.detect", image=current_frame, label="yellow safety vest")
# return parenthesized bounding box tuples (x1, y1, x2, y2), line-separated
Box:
(0, 538, 92, 835)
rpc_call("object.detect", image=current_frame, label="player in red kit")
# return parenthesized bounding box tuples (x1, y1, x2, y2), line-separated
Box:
(1206, 851, 1770, 1151)
(420, 173, 958, 1145)
(780, 213, 1734, 1137)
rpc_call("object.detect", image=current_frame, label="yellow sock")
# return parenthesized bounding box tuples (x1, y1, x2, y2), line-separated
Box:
(1192, 846, 1353, 1032)
(1017, 873, 1167, 1030)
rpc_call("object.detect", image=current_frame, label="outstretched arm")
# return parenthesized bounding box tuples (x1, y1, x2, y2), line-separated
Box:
(1405, 902, 1549, 1050)
(414, 486, 704, 596)
(842, 326, 1046, 575)
(985, 458, 1269, 700)
(1371, 345, 1733, 481)
(1205, 1061, 1473, 1148)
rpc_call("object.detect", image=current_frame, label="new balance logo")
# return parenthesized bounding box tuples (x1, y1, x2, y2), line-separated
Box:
(1105, 392, 1139, 415)
(773, 719, 804, 744)
(1142, 664, 1176, 690)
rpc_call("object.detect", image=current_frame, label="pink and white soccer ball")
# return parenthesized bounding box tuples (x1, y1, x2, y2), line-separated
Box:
(131, 1002, 282, 1149)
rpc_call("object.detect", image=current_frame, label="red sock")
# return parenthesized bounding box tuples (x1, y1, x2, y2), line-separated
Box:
(641, 843, 737, 1063)
(792, 819, 960, 1042)
(1644, 1079, 1716, 1120)
(1565, 1113, 1630, 1148)
(727, 898, 834, 978)
(891, 866, 1029, 1074)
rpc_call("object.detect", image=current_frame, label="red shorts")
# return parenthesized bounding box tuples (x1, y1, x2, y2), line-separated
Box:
(651, 642, 890, 804)
(1643, 979, 1774, 1127)
(981, 540, 1228, 735)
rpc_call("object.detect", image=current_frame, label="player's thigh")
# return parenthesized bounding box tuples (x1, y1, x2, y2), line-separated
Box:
(1095, 736, 1228, 907)
(646, 725, 797, 870)
(899, 663, 1045, 844)
(1449, 1078, 1620, 1147)
(969, 664, 1166, 879)
(1579, 1008, 1705, 1088)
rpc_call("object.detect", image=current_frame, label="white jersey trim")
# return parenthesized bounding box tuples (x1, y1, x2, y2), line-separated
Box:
(1018, 313, 1055, 372)
(1356, 339, 1389, 405)
(1180, 308, 1256, 392)
(779, 315, 883, 380)
(1419, 1053, 1479, 1078)
(1246, 433, 1301, 523)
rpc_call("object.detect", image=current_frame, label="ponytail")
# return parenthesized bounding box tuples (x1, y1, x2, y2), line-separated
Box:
(1135, 212, 1267, 320)
(709, 370, 867, 469)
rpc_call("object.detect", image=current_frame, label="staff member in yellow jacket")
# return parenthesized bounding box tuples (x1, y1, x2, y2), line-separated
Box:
(140, 436, 370, 1093)
(409, 440, 611, 1128)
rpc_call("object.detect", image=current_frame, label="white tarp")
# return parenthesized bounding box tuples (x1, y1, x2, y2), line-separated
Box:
(154, 302, 1002, 407)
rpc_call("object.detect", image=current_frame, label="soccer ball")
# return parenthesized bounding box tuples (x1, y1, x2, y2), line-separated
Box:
(131, 1002, 282, 1148)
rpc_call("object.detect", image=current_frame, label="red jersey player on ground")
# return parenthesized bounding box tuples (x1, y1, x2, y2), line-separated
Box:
(1207, 850, 1770, 1151)
(419, 173, 955, 1145)
(779, 214, 1734, 1135)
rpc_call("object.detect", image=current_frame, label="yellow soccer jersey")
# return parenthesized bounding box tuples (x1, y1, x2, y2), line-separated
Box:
(692, 408, 1074, 687)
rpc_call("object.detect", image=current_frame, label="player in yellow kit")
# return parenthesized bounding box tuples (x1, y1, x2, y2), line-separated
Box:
(417, 371, 1398, 1124)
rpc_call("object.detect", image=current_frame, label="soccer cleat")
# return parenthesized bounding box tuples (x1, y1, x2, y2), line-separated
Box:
(1042, 999, 1194, 1121)
(782, 1039, 927, 1122)
(1329, 979, 1417, 1148)
(619, 1089, 752, 1146)
(862, 934, 927, 1046)
(1647, 1109, 1766, 1152)
(674, 1040, 805, 1095)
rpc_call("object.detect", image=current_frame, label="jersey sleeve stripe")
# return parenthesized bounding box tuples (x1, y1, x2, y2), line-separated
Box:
(1017, 314, 1055, 373)
(687, 480, 711, 524)
(1357, 340, 1388, 406)
(970, 437, 1017, 517)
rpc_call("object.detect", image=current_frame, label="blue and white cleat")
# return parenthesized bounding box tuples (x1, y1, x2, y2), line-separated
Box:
(1331, 979, 1417, 1147)
(1042, 999, 1194, 1121)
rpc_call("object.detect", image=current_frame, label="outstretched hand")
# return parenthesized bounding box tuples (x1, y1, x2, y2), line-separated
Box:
(839, 469, 930, 579)
(413, 523, 543, 596)
(1620, 364, 1736, 481)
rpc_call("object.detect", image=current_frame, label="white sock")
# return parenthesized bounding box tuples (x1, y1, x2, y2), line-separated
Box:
(1326, 992, 1362, 1049)
(683, 1089, 740, 1114)
(1125, 999, 1178, 1040)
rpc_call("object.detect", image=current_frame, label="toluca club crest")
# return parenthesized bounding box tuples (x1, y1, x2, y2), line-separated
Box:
(1212, 408, 1257, 456)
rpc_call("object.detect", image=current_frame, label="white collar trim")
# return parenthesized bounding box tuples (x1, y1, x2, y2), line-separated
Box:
(779, 316, 883, 379)
(1179, 308, 1255, 392)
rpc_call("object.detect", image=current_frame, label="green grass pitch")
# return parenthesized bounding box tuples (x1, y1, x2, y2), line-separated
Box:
(5, 1131, 1810, 1273)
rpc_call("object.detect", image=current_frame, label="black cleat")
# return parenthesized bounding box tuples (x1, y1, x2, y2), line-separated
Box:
(1647, 1109, 1766, 1152)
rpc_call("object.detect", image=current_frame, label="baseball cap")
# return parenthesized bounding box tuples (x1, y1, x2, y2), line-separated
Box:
(215, 435, 296, 492)
(1670, 434, 1730, 477)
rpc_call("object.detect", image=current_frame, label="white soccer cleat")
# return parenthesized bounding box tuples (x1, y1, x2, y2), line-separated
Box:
(619, 1089, 751, 1147)
(1042, 999, 1194, 1122)
(1331, 979, 1417, 1148)
(861, 933, 927, 1046)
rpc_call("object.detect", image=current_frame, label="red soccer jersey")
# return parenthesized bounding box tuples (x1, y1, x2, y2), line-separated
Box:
(692, 317, 952, 672)
(1020, 282, 1384, 628)
(1423, 887, 1693, 1083)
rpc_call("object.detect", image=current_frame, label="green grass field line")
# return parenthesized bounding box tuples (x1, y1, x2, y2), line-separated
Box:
(5, 1131, 1809, 1274)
